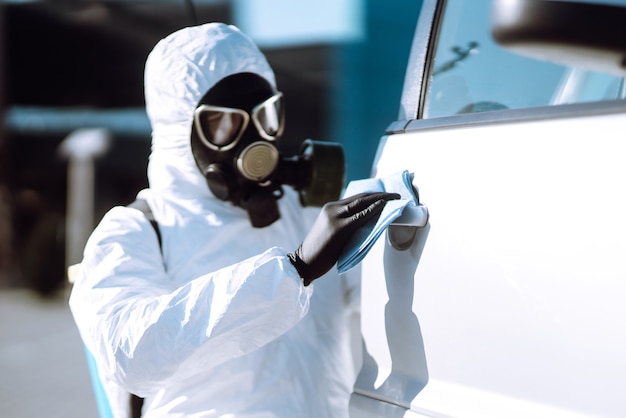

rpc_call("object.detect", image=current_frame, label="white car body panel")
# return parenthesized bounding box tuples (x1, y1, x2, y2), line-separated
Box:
(352, 109, 626, 417)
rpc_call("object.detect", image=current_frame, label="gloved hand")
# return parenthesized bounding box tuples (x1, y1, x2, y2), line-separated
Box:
(288, 192, 400, 285)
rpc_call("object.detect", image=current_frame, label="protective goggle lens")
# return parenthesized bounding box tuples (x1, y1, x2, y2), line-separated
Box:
(194, 107, 248, 149)
(194, 93, 284, 150)
(252, 93, 284, 139)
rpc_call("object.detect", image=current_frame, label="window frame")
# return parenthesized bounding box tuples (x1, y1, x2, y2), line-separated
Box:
(393, 0, 626, 134)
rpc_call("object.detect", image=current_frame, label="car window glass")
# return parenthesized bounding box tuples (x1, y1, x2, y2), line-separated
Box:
(422, 0, 626, 119)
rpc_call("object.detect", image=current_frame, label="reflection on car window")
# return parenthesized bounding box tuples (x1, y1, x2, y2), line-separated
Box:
(423, 0, 625, 119)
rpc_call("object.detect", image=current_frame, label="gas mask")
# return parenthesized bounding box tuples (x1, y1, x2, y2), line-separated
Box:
(191, 72, 345, 228)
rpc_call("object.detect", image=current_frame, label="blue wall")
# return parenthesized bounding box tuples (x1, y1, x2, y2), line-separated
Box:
(330, 1, 422, 182)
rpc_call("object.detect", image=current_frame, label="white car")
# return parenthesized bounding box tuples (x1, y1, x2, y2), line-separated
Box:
(351, 0, 626, 417)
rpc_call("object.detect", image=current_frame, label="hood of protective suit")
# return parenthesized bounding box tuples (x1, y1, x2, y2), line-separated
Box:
(144, 23, 276, 200)
(69, 23, 361, 418)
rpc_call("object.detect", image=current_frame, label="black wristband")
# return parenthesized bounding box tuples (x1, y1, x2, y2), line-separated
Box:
(287, 252, 313, 286)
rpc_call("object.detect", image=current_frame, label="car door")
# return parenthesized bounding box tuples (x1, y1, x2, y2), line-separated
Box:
(351, 0, 626, 417)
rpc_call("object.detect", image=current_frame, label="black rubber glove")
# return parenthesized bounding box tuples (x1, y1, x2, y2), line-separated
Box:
(288, 192, 400, 285)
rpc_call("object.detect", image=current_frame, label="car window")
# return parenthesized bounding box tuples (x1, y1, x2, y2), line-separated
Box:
(422, 0, 626, 119)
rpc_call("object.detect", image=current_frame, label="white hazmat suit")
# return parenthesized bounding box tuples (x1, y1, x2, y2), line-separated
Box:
(69, 23, 361, 418)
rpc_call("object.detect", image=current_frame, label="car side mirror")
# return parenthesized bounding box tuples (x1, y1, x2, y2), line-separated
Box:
(491, 0, 626, 75)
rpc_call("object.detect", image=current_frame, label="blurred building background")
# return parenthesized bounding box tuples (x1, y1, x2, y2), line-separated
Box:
(0, 0, 421, 295)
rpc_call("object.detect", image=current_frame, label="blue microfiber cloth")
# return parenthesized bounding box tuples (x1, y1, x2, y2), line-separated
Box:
(337, 170, 428, 273)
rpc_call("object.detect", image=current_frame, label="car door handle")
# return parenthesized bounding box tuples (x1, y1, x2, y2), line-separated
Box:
(388, 204, 429, 250)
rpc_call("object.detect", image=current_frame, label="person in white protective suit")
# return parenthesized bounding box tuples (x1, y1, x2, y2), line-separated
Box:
(69, 22, 398, 418)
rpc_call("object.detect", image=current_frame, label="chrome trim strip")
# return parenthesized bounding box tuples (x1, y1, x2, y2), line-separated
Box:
(386, 120, 410, 134)
(393, 100, 626, 134)
(398, 0, 440, 122)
